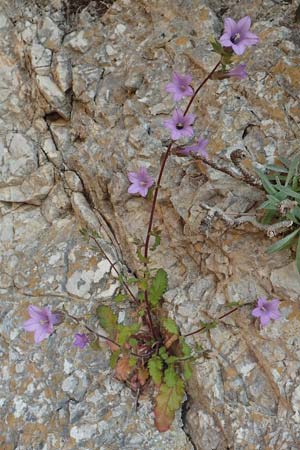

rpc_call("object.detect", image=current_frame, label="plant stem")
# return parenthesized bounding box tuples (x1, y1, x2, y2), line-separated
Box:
(184, 60, 221, 115)
(64, 310, 151, 359)
(142, 60, 222, 339)
(183, 303, 252, 337)
(89, 234, 139, 305)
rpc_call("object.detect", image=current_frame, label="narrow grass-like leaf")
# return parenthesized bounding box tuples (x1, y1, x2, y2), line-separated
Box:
(267, 228, 299, 254)
(255, 168, 278, 195)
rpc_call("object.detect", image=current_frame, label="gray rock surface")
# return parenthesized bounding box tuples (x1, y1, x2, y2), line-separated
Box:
(1, 0, 300, 449)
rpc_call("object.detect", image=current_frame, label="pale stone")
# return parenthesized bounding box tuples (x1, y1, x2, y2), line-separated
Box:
(37, 16, 63, 50)
(36, 75, 71, 119)
(271, 262, 300, 301)
(65, 30, 91, 53)
(64, 170, 83, 192)
(0, 163, 54, 205)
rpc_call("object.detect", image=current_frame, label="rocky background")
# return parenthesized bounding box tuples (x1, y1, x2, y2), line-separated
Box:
(1, 0, 300, 449)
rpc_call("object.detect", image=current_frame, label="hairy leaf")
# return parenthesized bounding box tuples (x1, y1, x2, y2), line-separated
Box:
(149, 269, 168, 307)
(159, 346, 168, 361)
(148, 355, 163, 385)
(117, 323, 140, 346)
(180, 337, 192, 357)
(164, 366, 179, 387)
(183, 361, 193, 381)
(96, 305, 117, 334)
(114, 293, 128, 303)
(109, 350, 121, 369)
(163, 318, 179, 335)
(154, 380, 185, 432)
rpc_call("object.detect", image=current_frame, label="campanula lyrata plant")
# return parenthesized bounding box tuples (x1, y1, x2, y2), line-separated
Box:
(22, 16, 284, 433)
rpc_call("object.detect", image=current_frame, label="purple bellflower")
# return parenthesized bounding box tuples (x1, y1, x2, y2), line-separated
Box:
(165, 72, 193, 102)
(220, 16, 259, 55)
(164, 109, 195, 140)
(73, 333, 89, 349)
(128, 167, 154, 198)
(252, 297, 281, 327)
(227, 64, 247, 79)
(23, 305, 61, 343)
(180, 137, 209, 158)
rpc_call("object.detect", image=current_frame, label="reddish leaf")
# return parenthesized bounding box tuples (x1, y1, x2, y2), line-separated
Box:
(115, 356, 131, 381)
(154, 380, 185, 432)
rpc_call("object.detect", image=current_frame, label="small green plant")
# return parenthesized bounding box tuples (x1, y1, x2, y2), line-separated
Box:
(256, 156, 300, 272)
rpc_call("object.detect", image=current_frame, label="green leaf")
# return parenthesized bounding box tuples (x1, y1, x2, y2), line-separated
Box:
(137, 278, 148, 291)
(279, 186, 300, 200)
(159, 346, 169, 361)
(114, 293, 128, 303)
(285, 158, 299, 187)
(255, 168, 278, 195)
(109, 350, 121, 368)
(180, 338, 192, 357)
(163, 318, 179, 335)
(296, 235, 300, 274)
(261, 210, 277, 224)
(129, 356, 137, 368)
(117, 323, 140, 345)
(137, 247, 150, 264)
(127, 277, 139, 284)
(267, 228, 299, 254)
(227, 301, 241, 308)
(148, 268, 168, 307)
(164, 366, 179, 387)
(148, 355, 163, 385)
(154, 379, 185, 432)
(183, 361, 193, 381)
(96, 305, 117, 334)
(266, 164, 288, 173)
(293, 206, 300, 220)
(200, 320, 218, 330)
(128, 337, 138, 347)
(150, 227, 162, 251)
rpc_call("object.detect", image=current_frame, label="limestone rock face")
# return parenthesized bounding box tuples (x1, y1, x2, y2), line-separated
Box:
(1, 0, 300, 449)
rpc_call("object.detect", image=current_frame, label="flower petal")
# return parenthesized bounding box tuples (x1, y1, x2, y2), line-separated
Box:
(128, 184, 140, 194)
(128, 172, 139, 183)
(23, 318, 39, 331)
(252, 307, 262, 318)
(28, 305, 43, 320)
(269, 311, 281, 320)
(260, 314, 270, 327)
(244, 31, 259, 44)
(257, 297, 267, 308)
(237, 16, 251, 34)
(34, 327, 49, 344)
(232, 42, 246, 55)
(219, 34, 233, 47)
(224, 18, 237, 35)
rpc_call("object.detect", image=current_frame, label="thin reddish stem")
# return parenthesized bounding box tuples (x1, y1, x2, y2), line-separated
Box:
(142, 60, 222, 340)
(184, 60, 221, 115)
(183, 303, 252, 337)
(89, 234, 139, 305)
